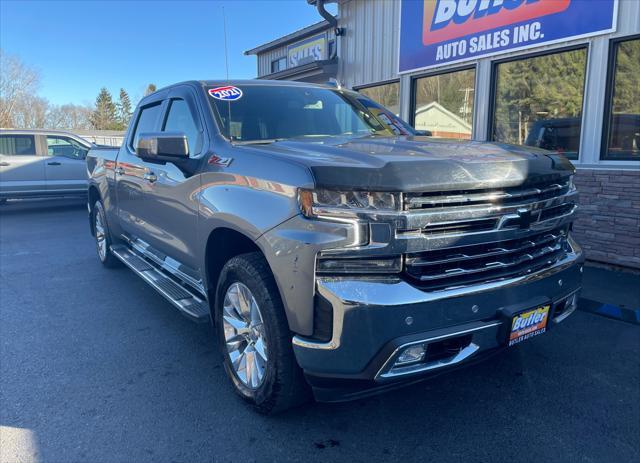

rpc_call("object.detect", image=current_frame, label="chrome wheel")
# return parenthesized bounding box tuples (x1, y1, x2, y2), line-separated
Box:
(222, 282, 268, 389)
(95, 209, 107, 261)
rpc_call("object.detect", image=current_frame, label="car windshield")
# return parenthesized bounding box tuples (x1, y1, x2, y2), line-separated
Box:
(206, 84, 394, 142)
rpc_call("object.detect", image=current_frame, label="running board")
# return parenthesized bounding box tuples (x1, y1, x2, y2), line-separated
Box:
(110, 245, 210, 323)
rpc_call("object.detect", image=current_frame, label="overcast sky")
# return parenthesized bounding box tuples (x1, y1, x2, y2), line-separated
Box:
(0, 0, 336, 106)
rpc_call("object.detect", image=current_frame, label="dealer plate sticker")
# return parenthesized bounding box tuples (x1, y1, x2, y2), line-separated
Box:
(208, 86, 243, 101)
(509, 305, 550, 346)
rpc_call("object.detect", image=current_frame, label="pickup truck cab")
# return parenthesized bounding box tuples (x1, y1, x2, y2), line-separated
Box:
(0, 129, 92, 202)
(87, 80, 583, 413)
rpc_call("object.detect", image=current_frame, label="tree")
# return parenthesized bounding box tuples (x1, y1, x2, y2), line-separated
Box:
(90, 87, 118, 130)
(116, 88, 132, 129)
(0, 49, 41, 127)
(145, 83, 157, 96)
(46, 104, 92, 130)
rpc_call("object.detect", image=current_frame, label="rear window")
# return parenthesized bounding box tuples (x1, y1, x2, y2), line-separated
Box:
(0, 134, 36, 155)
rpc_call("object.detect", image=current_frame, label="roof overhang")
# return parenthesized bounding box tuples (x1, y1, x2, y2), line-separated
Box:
(244, 20, 331, 56)
(257, 58, 338, 83)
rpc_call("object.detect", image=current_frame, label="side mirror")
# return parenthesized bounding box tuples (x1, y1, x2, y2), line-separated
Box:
(136, 132, 189, 163)
(414, 130, 432, 137)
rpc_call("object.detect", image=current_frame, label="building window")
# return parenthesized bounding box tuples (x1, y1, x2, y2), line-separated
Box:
(271, 57, 287, 74)
(491, 48, 587, 160)
(413, 68, 475, 139)
(358, 82, 400, 115)
(602, 37, 640, 161)
(328, 40, 336, 59)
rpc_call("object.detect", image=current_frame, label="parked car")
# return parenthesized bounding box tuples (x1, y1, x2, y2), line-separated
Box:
(0, 129, 93, 202)
(87, 80, 583, 413)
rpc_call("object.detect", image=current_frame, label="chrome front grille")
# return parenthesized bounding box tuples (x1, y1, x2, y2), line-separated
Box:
(401, 178, 577, 236)
(405, 227, 569, 289)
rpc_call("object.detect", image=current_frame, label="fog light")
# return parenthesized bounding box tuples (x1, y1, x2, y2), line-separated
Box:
(395, 344, 426, 366)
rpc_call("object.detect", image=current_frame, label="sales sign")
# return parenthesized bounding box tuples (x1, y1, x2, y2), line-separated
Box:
(399, 0, 618, 73)
(288, 34, 327, 68)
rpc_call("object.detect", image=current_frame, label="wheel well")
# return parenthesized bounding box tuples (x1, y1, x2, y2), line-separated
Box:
(205, 227, 263, 299)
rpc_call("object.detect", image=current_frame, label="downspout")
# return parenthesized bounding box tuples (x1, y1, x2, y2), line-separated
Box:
(316, 0, 344, 56)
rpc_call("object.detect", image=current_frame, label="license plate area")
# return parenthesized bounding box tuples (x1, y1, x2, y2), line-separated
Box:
(508, 305, 550, 346)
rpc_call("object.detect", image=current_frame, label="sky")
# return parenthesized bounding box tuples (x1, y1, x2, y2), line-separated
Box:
(0, 0, 337, 106)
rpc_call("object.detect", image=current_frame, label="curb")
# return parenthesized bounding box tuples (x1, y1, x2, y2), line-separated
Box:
(579, 298, 640, 325)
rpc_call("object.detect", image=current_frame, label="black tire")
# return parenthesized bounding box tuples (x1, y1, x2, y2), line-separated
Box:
(92, 200, 121, 268)
(214, 252, 310, 414)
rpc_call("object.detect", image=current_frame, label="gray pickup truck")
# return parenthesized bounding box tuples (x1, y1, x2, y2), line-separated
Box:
(87, 80, 583, 413)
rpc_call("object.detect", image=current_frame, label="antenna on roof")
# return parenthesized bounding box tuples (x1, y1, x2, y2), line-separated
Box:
(222, 6, 232, 139)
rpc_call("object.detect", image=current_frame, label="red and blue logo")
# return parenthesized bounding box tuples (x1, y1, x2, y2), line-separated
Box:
(208, 86, 243, 101)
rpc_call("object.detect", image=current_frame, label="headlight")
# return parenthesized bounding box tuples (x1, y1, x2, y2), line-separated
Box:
(298, 189, 401, 218)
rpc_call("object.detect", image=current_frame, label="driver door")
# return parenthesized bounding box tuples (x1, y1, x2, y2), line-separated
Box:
(44, 135, 89, 192)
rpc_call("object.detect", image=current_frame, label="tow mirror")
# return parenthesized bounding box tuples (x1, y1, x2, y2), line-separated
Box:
(136, 132, 189, 163)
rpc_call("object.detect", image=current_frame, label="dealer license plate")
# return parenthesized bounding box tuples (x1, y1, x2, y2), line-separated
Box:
(508, 305, 550, 346)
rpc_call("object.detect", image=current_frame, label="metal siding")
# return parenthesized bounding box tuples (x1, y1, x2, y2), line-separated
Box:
(337, 0, 400, 89)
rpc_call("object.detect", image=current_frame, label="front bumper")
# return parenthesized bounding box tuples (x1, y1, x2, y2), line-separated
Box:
(293, 239, 584, 402)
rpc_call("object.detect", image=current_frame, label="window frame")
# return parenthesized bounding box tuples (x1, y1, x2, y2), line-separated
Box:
(161, 97, 202, 156)
(128, 101, 165, 154)
(353, 79, 401, 113)
(600, 34, 640, 162)
(409, 64, 478, 138)
(270, 57, 287, 74)
(0, 134, 38, 156)
(487, 44, 590, 160)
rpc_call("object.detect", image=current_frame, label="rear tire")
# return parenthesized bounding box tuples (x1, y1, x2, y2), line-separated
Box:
(93, 200, 121, 268)
(214, 252, 310, 414)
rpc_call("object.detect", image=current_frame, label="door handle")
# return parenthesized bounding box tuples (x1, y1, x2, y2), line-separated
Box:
(114, 167, 125, 175)
(143, 172, 157, 183)
(47, 161, 62, 166)
(0, 162, 10, 167)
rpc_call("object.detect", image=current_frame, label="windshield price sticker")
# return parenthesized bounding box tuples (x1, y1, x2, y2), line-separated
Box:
(208, 86, 243, 101)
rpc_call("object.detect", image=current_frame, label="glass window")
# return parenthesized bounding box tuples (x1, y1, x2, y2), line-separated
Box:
(413, 68, 475, 140)
(603, 38, 640, 161)
(46, 136, 88, 159)
(271, 57, 287, 73)
(492, 48, 587, 159)
(0, 135, 36, 155)
(163, 99, 201, 155)
(207, 85, 392, 142)
(131, 103, 162, 151)
(356, 96, 415, 136)
(358, 82, 400, 115)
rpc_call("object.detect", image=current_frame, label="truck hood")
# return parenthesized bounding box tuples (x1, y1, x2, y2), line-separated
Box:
(241, 135, 575, 192)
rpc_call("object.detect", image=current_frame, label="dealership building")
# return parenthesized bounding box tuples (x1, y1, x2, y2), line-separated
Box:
(246, 0, 639, 270)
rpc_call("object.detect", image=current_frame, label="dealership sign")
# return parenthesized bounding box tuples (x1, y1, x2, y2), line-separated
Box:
(288, 34, 327, 68)
(399, 0, 618, 73)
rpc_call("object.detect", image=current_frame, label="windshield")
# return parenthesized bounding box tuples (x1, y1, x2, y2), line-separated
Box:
(206, 84, 394, 142)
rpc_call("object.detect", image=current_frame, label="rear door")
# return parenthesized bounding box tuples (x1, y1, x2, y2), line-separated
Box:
(115, 100, 165, 239)
(134, 87, 204, 269)
(44, 135, 90, 192)
(0, 134, 46, 195)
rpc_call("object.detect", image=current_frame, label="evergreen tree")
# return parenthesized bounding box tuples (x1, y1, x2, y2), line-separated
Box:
(116, 88, 132, 129)
(145, 83, 157, 96)
(90, 87, 118, 130)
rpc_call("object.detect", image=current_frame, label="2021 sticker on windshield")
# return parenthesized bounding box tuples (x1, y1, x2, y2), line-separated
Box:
(208, 86, 243, 101)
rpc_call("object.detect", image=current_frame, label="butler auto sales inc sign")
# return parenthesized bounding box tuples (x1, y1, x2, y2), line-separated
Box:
(399, 0, 618, 73)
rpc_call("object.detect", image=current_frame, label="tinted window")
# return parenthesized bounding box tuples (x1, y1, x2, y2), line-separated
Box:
(131, 103, 162, 151)
(0, 135, 36, 155)
(46, 136, 88, 159)
(163, 99, 201, 155)
(271, 57, 287, 73)
(603, 38, 640, 161)
(358, 82, 400, 115)
(207, 85, 392, 142)
(413, 68, 475, 140)
(492, 48, 587, 159)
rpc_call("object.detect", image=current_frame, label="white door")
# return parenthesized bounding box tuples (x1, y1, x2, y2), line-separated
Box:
(44, 135, 89, 192)
(0, 134, 46, 195)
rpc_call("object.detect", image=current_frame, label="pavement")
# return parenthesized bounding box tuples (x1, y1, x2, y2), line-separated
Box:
(1, 198, 639, 463)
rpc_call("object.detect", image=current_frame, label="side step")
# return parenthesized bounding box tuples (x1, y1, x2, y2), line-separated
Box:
(110, 245, 210, 323)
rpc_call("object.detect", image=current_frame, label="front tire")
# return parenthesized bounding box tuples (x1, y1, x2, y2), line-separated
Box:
(92, 200, 121, 268)
(215, 252, 310, 414)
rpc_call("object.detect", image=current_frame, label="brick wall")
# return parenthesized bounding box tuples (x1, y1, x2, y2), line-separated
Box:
(573, 169, 640, 269)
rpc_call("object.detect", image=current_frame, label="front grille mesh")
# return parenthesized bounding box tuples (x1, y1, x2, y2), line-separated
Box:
(404, 227, 569, 289)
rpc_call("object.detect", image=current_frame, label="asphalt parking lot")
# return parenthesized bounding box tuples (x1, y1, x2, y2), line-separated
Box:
(1, 199, 639, 463)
